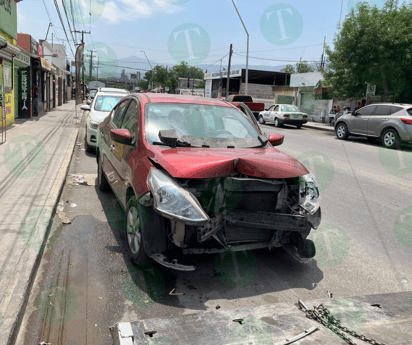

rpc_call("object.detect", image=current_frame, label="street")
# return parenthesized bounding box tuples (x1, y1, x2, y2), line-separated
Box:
(16, 113, 412, 344)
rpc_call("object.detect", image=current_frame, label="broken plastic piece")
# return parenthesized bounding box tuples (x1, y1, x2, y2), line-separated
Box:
(273, 326, 319, 345)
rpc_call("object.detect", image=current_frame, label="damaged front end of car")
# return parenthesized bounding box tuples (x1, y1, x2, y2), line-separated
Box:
(140, 169, 321, 271)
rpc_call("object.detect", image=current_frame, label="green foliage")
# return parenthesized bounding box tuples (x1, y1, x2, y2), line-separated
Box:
(296, 61, 315, 73)
(197, 80, 205, 89)
(324, 0, 412, 102)
(139, 80, 149, 90)
(281, 64, 296, 74)
(172, 61, 204, 79)
(150, 65, 178, 91)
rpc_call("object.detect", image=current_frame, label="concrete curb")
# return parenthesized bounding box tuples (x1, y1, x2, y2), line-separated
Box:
(303, 123, 335, 132)
(6, 107, 83, 345)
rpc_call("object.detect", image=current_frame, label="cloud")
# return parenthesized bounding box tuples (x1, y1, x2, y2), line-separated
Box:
(102, 0, 181, 24)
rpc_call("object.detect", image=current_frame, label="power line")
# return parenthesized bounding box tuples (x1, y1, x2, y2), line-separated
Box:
(61, 0, 77, 44)
(52, 0, 75, 58)
(202, 53, 230, 71)
(234, 52, 321, 63)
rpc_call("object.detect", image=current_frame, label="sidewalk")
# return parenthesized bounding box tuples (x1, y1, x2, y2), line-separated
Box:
(0, 101, 82, 344)
(303, 121, 335, 132)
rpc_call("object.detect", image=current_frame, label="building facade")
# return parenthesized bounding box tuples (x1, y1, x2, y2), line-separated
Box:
(0, 0, 22, 127)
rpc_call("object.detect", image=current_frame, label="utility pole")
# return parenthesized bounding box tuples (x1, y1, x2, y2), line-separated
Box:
(141, 50, 154, 91)
(74, 30, 90, 101)
(89, 50, 96, 83)
(321, 36, 326, 69)
(97, 57, 99, 79)
(226, 44, 233, 99)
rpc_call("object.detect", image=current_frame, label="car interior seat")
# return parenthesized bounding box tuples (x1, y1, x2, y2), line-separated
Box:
(183, 108, 205, 137)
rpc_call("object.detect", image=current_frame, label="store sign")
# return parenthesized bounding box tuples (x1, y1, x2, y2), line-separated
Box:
(30, 37, 39, 55)
(15, 51, 30, 66)
(205, 80, 212, 97)
(41, 58, 52, 71)
(205, 69, 242, 80)
(0, 0, 17, 39)
(38, 45, 44, 58)
(19, 67, 31, 117)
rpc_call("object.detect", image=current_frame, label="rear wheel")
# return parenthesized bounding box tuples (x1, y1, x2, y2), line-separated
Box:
(259, 116, 265, 124)
(336, 123, 349, 140)
(296, 124, 302, 129)
(382, 128, 400, 149)
(126, 196, 149, 264)
(97, 154, 110, 192)
(274, 118, 281, 127)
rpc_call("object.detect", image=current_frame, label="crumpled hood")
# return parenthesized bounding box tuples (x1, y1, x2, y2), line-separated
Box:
(147, 146, 308, 179)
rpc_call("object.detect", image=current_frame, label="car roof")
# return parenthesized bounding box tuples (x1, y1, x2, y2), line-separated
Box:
(98, 87, 129, 93)
(138, 93, 232, 107)
(94, 92, 126, 98)
(366, 102, 412, 108)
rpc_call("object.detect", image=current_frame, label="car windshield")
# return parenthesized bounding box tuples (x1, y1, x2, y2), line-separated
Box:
(282, 105, 299, 112)
(145, 103, 262, 148)
(94, 96, 123, 112)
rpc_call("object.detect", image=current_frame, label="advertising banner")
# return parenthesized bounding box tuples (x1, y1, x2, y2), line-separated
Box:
(19, 67, 31, 117)
(3, 60, 12, 93)
(0, 0, 18, 39)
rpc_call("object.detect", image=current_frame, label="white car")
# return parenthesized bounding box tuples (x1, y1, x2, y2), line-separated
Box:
(81, 92, 125, 152)
(97, 87, 129, 95)
(258, 104, 308, 129)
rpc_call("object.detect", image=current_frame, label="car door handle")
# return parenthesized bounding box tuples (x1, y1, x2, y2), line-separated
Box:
(110, 145, 115, 151)
(382, 118, 389, 121)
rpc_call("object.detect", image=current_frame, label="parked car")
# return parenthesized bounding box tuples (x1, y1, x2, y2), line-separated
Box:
(335, 103, 412, 149)
(81, 92, 125, 152)
(96, 94, 321, 271)
(226, 95, 265, 120)
(97, 87, 129, 95)
(259, 104, 308, 128)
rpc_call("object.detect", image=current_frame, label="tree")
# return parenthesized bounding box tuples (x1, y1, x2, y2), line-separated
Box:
(281, 64, 295, 74)
(296, 61, 315, 73)
(324, 0, 411, 102)
(172, 61, 204, 79)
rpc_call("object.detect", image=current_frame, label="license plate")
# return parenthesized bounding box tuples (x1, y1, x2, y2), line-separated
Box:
(292, 115, 301, 119)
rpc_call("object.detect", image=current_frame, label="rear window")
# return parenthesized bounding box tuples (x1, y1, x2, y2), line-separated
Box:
(391, 106, 403, 114)
(373, 105, 392, 115)
(94, 95, 123, 112)
(407, 108, 412, 116)
(233, 96, 253, 102)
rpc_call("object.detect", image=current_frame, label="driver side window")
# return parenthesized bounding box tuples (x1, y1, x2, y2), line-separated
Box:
(111, 100, 130, 128)
(274, 105, 280, 112)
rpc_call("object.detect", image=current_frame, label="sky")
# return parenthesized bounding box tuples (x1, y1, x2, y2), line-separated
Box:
(16, 0, 387, 75)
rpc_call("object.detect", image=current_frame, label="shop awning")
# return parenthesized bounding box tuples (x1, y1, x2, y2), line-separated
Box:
(0, 39, 21, 58)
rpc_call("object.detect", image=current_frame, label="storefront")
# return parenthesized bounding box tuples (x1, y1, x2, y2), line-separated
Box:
(14, 48, 31, 118)
(0, 0, 21, 127)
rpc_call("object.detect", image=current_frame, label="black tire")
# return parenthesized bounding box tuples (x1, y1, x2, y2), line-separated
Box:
(259, 116, 265, 124)
(85, 132, 94, 153)
(296, 124, 302, 129)
(382, 128, 400, 149)
(125, 196, 149, 265)
(336, 122, 349, 140)
(274, 118, 280, 127)
(97, 154, 110, 192)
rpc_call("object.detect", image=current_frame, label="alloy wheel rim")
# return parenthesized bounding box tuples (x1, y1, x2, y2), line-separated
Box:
(384, 132, 395, 146)
(127, 206, 141, 255)
(337, 126, 345, 137)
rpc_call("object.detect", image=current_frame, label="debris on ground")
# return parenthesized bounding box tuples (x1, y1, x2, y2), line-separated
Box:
(327, 290, 333, 298)
(70, 203, 77, 208)
(169, 288, 184, 296)
(57, 211, 71, 224)
(57, 201, 64, 212)
(216, 305, 220, 309)
(67, 173, 97, 186)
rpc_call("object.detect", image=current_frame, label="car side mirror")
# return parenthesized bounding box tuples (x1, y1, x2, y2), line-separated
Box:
(352, 111, 357, 116)
(110, 129, 133, 145)
(268, 133, 284, 146)
(81, 105, 90, 111)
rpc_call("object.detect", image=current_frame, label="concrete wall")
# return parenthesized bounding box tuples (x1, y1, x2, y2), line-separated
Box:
(239, 83, 273, 99)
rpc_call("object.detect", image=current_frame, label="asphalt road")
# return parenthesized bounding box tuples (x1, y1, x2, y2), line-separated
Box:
(17, 119, 412, 344)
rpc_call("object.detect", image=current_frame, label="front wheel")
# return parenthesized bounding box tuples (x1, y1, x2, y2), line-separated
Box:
(336, 123, 349, 140)
(259, 116, 265, 124)
(126, 197, 149, 264)
(382, 128, 400, 149)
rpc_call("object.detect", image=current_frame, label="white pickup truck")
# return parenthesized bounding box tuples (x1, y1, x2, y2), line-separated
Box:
(258, 104, 308, 129)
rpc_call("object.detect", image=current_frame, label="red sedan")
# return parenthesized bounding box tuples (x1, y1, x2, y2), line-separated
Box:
(96, 94, 321, 270)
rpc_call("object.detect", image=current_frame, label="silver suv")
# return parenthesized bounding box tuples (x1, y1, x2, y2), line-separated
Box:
(335, 103, 412, 149)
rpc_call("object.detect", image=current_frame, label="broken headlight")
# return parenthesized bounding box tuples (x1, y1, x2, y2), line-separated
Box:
(298, 174, 320, 215)
(148, 169, 209, 225)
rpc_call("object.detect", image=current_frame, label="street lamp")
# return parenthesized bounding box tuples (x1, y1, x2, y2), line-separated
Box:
(231, 0, 249, 95)
(141, 50, 154, 91)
